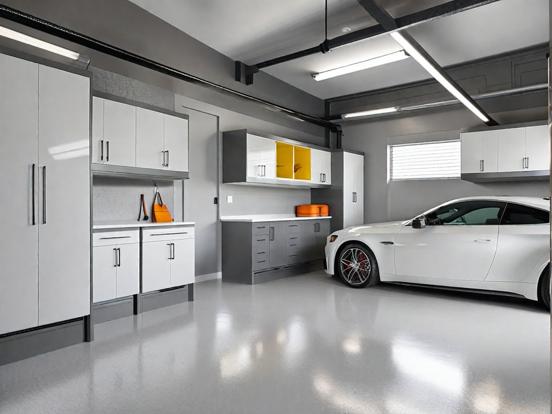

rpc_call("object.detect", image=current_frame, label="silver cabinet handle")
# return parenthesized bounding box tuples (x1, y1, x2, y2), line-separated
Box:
(479, 159, 484, 172)
(166, 150, 170, 168)
(162, 151, 166, 167)
(171, 243, 175, 260)
(42, 166, 46, 224)
(150, 232, 188, 237)
(269, 226, 275, 241)
(31, 163, 36, 226)
(167, 243, 172, 260)
(100, 140, 104, 162)
(352, 192, 357, 203)
(99, 236, 131, 240)
(106, 141, 110, 162)
(113, 248, 118, 267)
(117, 248, 121, 267)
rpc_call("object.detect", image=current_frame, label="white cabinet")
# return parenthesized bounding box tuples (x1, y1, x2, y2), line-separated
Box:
(343, 152, 364, 228)
(246, 134, 276, 179)
(0, 53, 90, 334)
(525, 125, 550, 171)
(311, 149, 332, 184)
(142, 226, 195, 293)
(164, 115, 189, 172)
(93, 230, 140, 303)
(461, 130, 498, 173)
(92, 97, 136, 167)
(461, 125, 550, 180)
(136, 107, 164, 169)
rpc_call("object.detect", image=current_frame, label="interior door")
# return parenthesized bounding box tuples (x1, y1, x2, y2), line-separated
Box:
(525, 125, 550, 171)
(38, 65, 90, 325)
(116, 243, 140, 297)
(92, 246, 117, 303)
(394, 200, 505, 282)
(0, 53, 39, 335)
(103, 99, 136, 167)
(170, 238, 195, 287)
(136, 107, 164, 169)
(142, 241, 171, 293)
(164, 115, 189, 172)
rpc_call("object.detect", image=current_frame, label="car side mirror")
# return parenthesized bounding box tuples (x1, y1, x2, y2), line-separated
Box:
(412, 217, 427, 229)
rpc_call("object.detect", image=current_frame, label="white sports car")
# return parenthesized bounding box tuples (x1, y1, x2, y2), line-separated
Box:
(325, 196, 550, 309)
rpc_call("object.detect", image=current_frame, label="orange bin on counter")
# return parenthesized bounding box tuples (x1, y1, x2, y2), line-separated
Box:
(295, 204, 329, 217)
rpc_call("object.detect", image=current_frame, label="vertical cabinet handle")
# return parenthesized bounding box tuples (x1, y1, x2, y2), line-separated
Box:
(113, 248, 118, 267)
(100, 140, 104, 162)
(352, 192, 357, 203)
(162, 150, 166, 167)
(117, 248, 121, 267)
(479, 159, 484, 172)
(171, 243, 175, 260)
(269, 226, 275, 242)
(166, 150, 170, 168)
(106, 141, 110, 162)
(42, 166, 46, 224)
(31, 163, 36, 226)
(167, 243, 175, 260)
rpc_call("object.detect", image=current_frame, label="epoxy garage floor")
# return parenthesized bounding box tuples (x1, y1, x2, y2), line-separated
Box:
(0, 272, 549, 414)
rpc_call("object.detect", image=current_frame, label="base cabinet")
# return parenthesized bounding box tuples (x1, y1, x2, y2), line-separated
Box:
(223, 219, 331, 284)
(142, 227, 195, 293)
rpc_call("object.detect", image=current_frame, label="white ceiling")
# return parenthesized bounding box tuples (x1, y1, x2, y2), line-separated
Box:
(129, 0, 548, 99)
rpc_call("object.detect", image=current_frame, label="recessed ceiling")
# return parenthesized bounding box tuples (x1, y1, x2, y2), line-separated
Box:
(129, 0, 548, 99)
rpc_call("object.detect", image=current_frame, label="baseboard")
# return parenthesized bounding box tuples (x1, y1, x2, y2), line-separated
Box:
(196, 272, 222, 283)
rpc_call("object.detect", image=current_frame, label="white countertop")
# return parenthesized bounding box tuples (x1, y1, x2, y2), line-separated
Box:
(93, 221, 195, 230)
(220, 215, 332, 223)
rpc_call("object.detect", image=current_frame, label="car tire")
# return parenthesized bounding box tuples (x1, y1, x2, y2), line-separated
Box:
(336, 243, 379, 288)
(538, 264, 550, 311)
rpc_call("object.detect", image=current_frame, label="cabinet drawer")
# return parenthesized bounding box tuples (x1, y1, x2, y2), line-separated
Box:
(253, 238, 269, 254)
(253, 223, 270, 235)
(285, 222, 301, 234)
(253, 253, 270, 271)
(93, 230, 139, 247)
(143, 226, 195, 242)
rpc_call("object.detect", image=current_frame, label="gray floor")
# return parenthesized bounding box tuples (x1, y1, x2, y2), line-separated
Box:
(0, 271, 549, 414)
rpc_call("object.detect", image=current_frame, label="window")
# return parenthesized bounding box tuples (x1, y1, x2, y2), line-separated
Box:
(389, 140, 460, 181)
(425, 201, 506, 226)
(501, 204, 549, 225)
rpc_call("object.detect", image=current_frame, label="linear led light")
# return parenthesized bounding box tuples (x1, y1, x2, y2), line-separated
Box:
(0, 26, 80, 60)
(390, 32, 489, 123)
(342, 106, 398, 119)
(312, 50, 408, 81)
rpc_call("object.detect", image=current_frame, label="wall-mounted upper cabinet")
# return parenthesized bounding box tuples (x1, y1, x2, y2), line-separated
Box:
(461, 124, 550, 182)
(223, 129, 331, 188)
(92, 96, 189, 179)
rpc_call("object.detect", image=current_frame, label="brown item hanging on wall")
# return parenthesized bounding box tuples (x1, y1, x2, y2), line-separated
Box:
(152, 192, 173, 223)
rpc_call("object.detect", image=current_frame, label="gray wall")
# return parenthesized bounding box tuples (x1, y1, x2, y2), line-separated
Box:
(343, 107, 548, 223)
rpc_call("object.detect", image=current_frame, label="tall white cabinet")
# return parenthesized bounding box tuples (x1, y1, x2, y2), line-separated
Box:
(0, 53, 90, 335)
(343, 152, 365, 228)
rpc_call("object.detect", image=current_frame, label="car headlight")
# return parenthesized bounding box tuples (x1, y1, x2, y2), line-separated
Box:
(328, 235, 338, 243)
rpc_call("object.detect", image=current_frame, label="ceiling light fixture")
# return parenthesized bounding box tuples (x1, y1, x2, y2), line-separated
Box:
(390, 31, 489, 123)
(312, 50, 408, 81)
(0, 26, 80, 60)
(342, 106, 398, 119)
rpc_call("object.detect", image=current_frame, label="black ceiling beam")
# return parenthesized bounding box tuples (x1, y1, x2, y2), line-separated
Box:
(0, 4, 336, 131)
(236, 0, 498, 85)
(357, 0, 497, 126)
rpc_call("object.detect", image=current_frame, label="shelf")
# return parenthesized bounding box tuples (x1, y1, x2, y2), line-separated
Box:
(276, 142, 294, 179)
(294, 146, 311, 180)
(461, 170, 549, 183)
(92, 163, 189, 180)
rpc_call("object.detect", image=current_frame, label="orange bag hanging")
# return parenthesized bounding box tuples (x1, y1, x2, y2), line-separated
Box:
(152, 192, 173, 223)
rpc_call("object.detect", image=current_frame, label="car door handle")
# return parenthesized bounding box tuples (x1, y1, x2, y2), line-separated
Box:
(473, 239, 492, 243)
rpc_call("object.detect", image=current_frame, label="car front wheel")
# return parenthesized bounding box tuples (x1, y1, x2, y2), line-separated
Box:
(336, 243, 379, 288)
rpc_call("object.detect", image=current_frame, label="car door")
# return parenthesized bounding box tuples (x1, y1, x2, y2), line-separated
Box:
(486, 202, 549, 283)
(394, 200, 506, 282)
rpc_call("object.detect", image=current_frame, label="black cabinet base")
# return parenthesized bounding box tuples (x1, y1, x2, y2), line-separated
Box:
(93, 284, 194, 324)
(0, 317, 87, 366)
(224, 260, 324, 284)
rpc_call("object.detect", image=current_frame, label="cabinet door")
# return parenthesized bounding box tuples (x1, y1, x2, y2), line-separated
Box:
(460, 132, 483, 174)
(497, 128, 525, 172)
(93, 246, 117, 303)
(481, 131, 499, 173)
(92, 97, 104, 164)
(38, 65, 90, 325)
(103, 99, 136, 167)
(142, 241, 171, 293)
(320, 150, 332, 184)
(268, 223, 287, 268)
(164, 115, 189, 172)
(136, 107, 164, 169)
(169, 238, 195, 287)
(0, 54, 39, 335)
(247, 134, 276, 178)
(116, 243, 140, 298)
(525, 125, 550, 171)
(343, 152, 364, 228)
(310, 149, 323, 184)
(310, 221, 330, 260)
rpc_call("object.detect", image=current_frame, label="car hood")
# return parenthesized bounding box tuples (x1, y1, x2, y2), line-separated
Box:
(339, 221, 405, 236)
